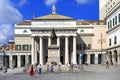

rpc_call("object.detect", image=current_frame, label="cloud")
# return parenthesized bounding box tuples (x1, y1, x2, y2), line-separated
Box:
(0, 0, 23, 44)
(0, 0, 23, 23)
(76, 0, 94, 4)
(18, 0, 29, 7)
(45, 0, 58, 6)
(0, 24, 14, 44)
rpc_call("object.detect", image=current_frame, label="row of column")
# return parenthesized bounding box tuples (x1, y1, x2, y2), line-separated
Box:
(9, 54, 30, 68)
(31, 37, 43, 65)
(65, 36, 77, 65)
(31, 36, 77, 65)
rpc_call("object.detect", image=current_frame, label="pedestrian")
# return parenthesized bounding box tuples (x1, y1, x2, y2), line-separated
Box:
(2, 65, 7, 77)
(37, 64, 42, 75)
(29, 65, 34, 78)
(70, 63, 74, 73)
(46, 65, 49, 73)
(106, 60, 109, 69)
(58, 64, 61, 72)
(50, 64, 54, 73)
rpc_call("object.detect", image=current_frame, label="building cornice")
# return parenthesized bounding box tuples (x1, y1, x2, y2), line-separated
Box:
(106, 2, 120, 19)
(107, 44, 120, 50)
(14, 34, 31, 37)
(78, 33, 94, 36)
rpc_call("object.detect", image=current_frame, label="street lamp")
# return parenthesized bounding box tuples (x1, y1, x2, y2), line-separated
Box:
(98, 33, 105, 65)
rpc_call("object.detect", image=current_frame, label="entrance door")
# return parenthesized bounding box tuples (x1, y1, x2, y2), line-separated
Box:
(98, 54, 101, 64)
(83, 54, 87, 64)
(90, 54, 95, 64)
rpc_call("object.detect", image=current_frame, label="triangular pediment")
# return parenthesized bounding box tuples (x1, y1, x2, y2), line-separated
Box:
(32, 14, 75, 20)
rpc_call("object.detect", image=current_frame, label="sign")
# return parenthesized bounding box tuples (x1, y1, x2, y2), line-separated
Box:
(80, 54, 83, 60)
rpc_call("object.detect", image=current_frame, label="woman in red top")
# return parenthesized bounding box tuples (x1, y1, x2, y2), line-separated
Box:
(29, 65, 34, 78)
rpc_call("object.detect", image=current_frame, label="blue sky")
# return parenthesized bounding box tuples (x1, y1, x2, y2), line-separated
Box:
(0, 0, 99, 44)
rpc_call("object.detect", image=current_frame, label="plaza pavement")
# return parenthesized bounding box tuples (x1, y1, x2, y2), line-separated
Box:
(0, 65, 120, 80)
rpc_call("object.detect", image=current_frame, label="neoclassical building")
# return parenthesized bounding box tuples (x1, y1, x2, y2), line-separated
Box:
(2, 6, 107, 68)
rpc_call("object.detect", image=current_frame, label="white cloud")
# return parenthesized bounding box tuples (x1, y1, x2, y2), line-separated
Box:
(18, 0, 29, 7)
(0, 24, 14, 44)
(0, 0, 23, 44)
(76, 0, 94, 4)
(0, 0, 23, 23)
(45, 0, 58, 6)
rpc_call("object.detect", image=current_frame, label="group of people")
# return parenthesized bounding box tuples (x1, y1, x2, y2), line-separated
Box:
(29, 64, 42, 78)
(29, 64, 61, 78)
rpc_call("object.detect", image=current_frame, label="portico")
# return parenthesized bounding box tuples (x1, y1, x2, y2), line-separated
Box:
(31, 28, 77, 65)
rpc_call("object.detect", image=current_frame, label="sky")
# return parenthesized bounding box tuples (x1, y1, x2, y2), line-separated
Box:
(0, 0, 100, 44)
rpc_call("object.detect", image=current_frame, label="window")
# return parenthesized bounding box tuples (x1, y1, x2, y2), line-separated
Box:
(23, 30, 28, 33)
(83, 44, 86, 50)
(15, 45, 21, 51)
(22, 45, 29, 50)
(114, 36, 117, 44)
(119, 14, 120, 23)
(88, 44, 91, 49)
(113, 18, 114, 27)
(80, 29, 84, 32)
(115, 16, 117, 25)
(108, 22, 109, 29)
(109, 39, 111, 46)
(110, 20, 112, 28)
(77, 44, 82, 50)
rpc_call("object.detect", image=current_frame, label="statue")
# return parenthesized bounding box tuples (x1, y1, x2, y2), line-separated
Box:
(52, 5, 56, 14)
(51, 28, 57, 45)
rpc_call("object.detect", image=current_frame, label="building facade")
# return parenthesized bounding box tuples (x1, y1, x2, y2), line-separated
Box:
(106, 0, 120, 65)
(2, 6, 107, 68)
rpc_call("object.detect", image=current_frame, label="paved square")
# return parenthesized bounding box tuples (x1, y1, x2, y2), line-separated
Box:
(0, 65, 120, 80)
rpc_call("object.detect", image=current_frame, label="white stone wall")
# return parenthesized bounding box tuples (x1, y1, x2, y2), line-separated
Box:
(107, 7, 120, 47)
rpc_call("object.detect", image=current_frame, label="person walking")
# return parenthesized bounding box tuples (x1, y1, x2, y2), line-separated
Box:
(70, 63, 74, 73)
(58, 64, 61, 72)
(106, 60, 109, 69)
(29, 65, 34, 78)
(2, 65, 7, 77)
(46, 65, 49, 73)
(50, 64, 54, 73)
(37, 64, 42, 75)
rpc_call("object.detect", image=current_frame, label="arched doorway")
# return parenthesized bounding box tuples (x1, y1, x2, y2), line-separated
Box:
(114, 50, 118, 63)
(109, 51, 113, 65)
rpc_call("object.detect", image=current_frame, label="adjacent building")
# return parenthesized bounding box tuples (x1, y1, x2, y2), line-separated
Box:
(105, 0, 120, 65)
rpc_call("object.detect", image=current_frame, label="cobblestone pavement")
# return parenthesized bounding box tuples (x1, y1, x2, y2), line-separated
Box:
(0, 65, 120, 80)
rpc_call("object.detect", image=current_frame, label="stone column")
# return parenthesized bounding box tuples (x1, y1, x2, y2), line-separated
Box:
(17, 54, 21, 67)
(34, 39, 37, 64)
(73, 36, 77, 64)
(57, 37, 60, 46)
(48, 37, 51, 46)
(9, 53, 13, 69)
(95, 54, 98, 64)
(25, 54, 29, 65)
(118, 54, 120, 64)
(87, 54, 90, 64)
(31, 37, 35, 65)
(65, 36, 69, 65)
(39, 37, 43, 65)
